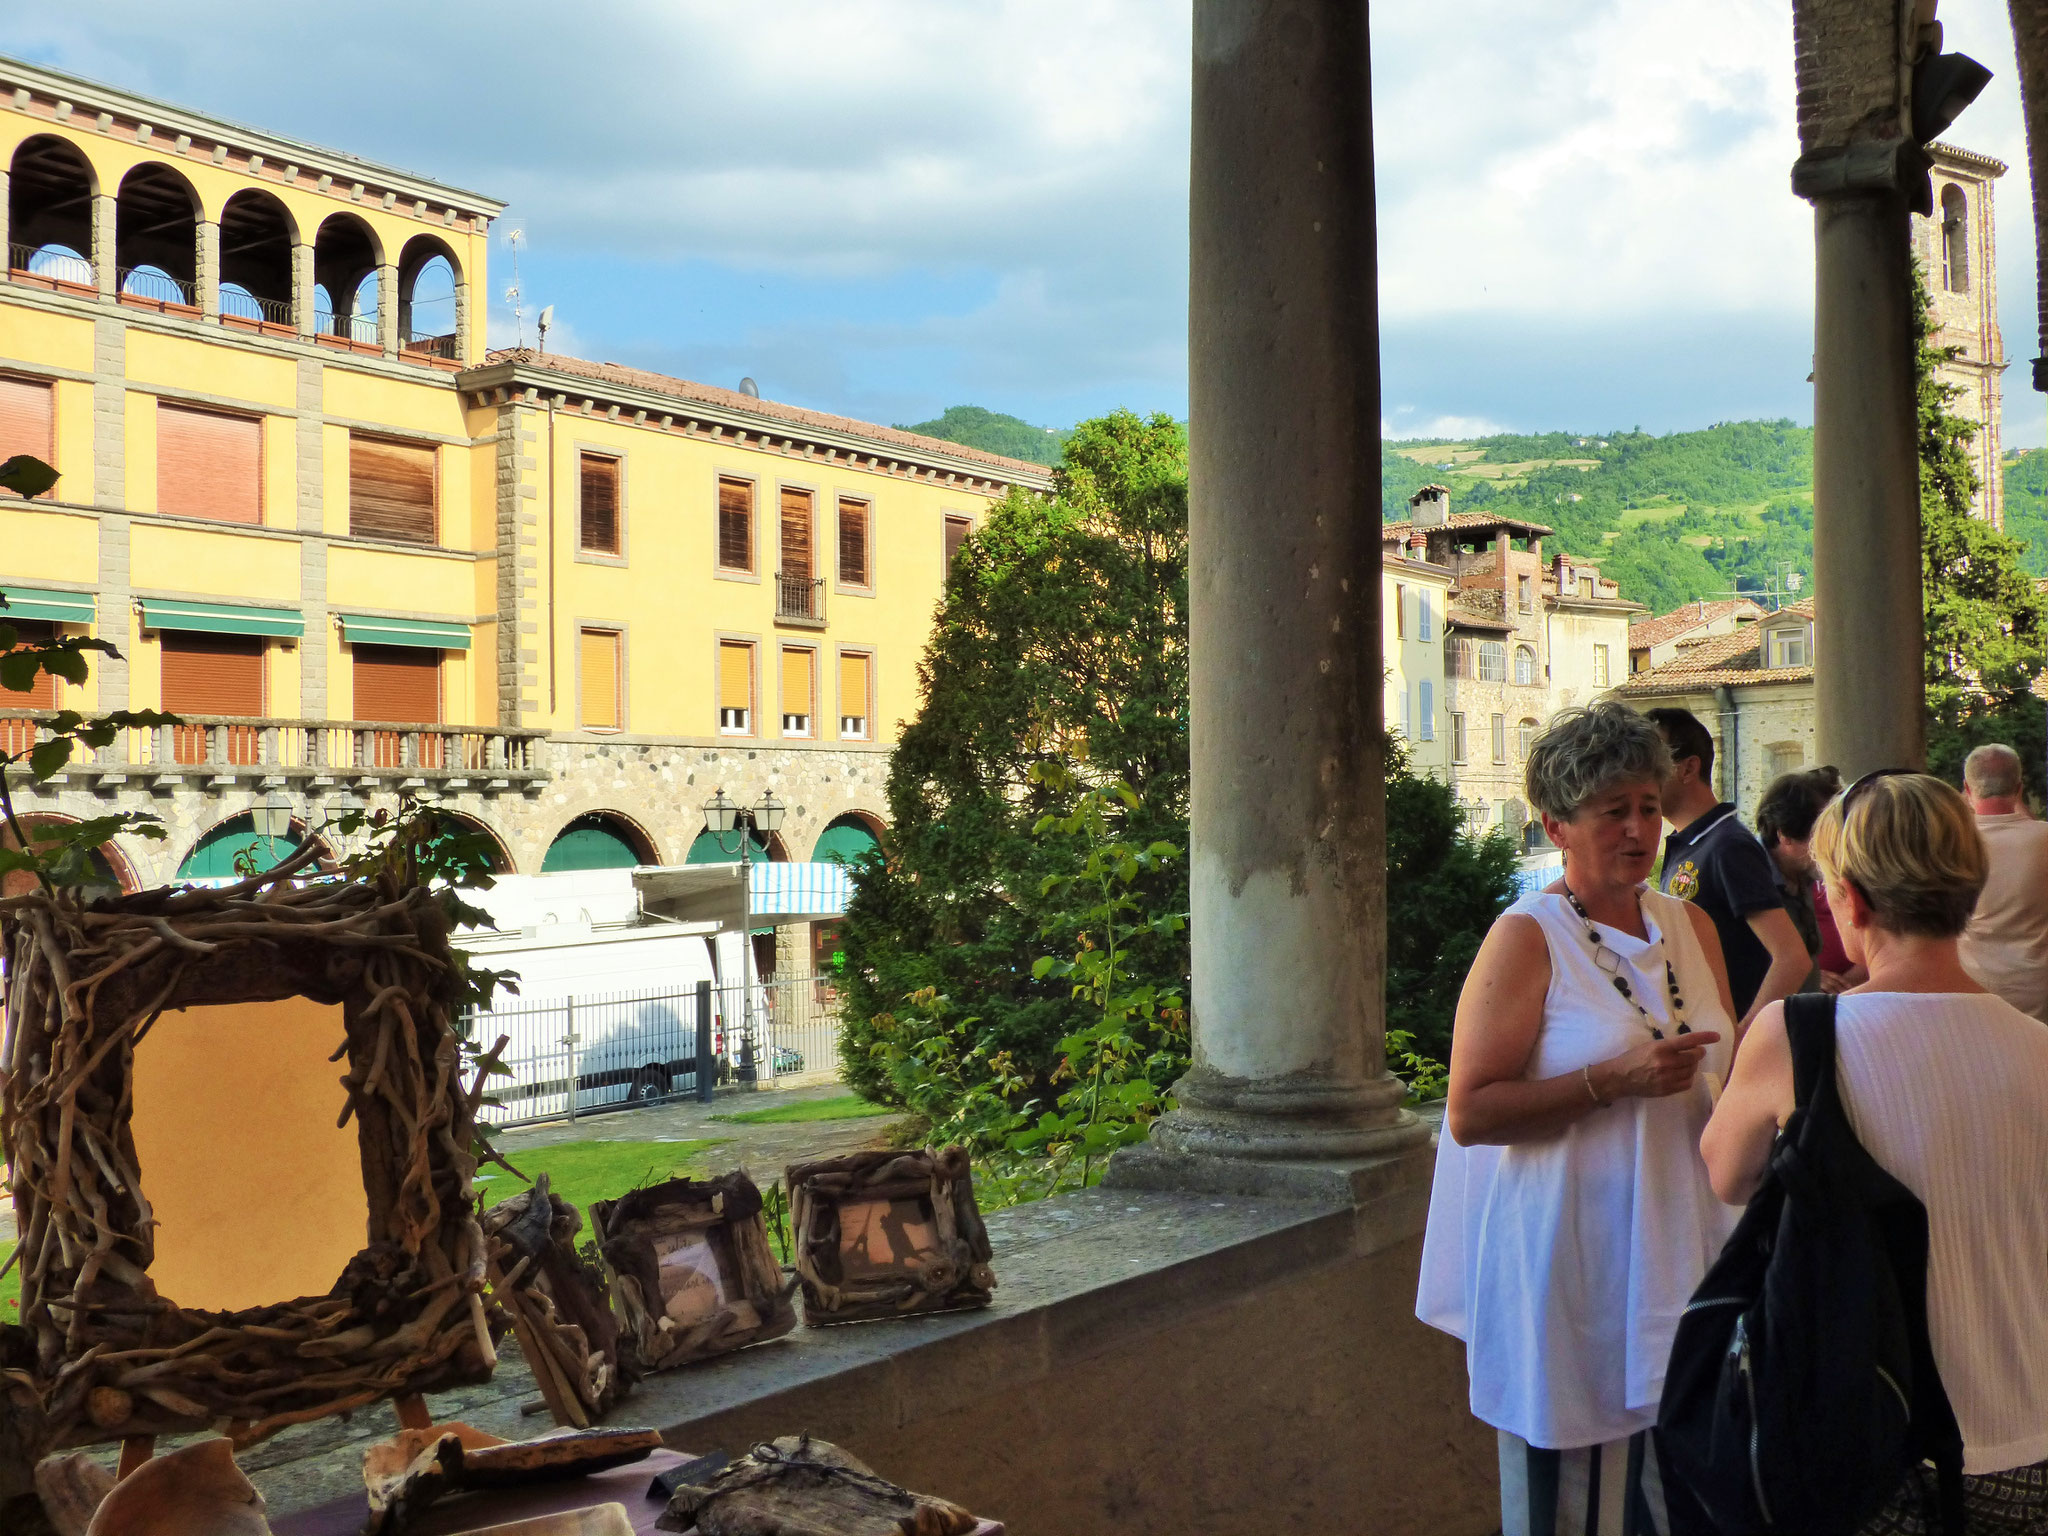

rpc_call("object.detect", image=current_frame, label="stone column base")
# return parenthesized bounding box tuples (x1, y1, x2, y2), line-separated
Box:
(1133, 1061, 1432, 1163)
(1106, 1132, 1434, 1217)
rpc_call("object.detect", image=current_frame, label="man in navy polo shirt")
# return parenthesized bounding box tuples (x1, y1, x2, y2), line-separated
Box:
(1646, 707, 1811, 1026)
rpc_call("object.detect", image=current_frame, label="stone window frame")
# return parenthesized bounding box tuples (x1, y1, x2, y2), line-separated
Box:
(713, 468, 763, 585)
(778, 641, 819, 739)
(832, 487, 877, 598)
(835, 645, 877, 742)
(574, 620, 628, 734)
(1512, 644, 1538, 687)
(716, 630, 760, 738)
(1449, 710, 1466, 763)
(1490, 713, 1506, 762)
(572, 441, 628, 567)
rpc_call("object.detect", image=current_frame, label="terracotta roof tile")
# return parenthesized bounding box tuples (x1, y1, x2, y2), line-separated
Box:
(1381, 510, 1556, 540)
(1627, 598, 1766, 651)
(1617, 604, 1815, 693)
(480, 349, 1052, 480)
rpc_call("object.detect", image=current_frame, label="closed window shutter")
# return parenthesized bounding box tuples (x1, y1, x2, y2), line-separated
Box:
(839, 652, 869, 736)
(349, 436, 437, 544)
(580, 454, 620, 554)
(718, 478, 753, 571)
(0, 619, 56, 756)
(838, 498, 869, 586)
(719, 641, 752, 731)
(780, 488, 813, 580)
(0, 377, 56, 497)
(158, 403, 261, 524)
(944, 515, 970, 572)
(352, 645, 440, 723)
(580, 631, 620, 730)
(782, 647, 813, 731)
(161, 632, 263, 765)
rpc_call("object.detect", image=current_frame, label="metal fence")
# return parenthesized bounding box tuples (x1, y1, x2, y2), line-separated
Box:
(466, 972, 843, 1129)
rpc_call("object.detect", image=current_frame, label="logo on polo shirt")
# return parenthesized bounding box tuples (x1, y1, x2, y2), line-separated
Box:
(1668, 859, 1701, 901)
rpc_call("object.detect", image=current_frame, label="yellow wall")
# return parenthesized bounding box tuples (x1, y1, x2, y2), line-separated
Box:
(0, 506, 95, 583)
(327, 544, 472, 615)
(128, 330, 295, 410)
(131, 523, 300, 600)
(2, 305, 93, 373)
(50, 378, 95, 507)
(129, 996, 369, 1312)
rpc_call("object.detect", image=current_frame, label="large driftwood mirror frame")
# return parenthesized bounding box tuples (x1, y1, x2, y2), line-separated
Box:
(0, 850, 498, 1452)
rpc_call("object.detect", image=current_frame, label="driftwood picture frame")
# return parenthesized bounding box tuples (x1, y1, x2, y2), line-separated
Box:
(481, 1174, 626, 1428)
(787, 1147, 995, 1325)
(0, 846, 499, 1452)
(590, 1173, 794, 1373)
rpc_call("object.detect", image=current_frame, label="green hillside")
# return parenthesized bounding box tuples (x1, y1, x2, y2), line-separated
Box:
(1387, 421, 1817, 615)
(899, 405, 1070, 466)
(2003, 448, 2048, 576)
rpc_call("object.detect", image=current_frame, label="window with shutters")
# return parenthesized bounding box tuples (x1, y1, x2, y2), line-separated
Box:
(1450, 712, 1467, 763)
(1418, 590, 1434, 642)
(1490, 713, 1506, 763)
(1394, 584, 1406, 640)
(158, 402, 261, 525)
(1518, 717, 1539, 758)
(1517, 574, 1534, 615)
(779, 487, 821, 620)
(579, 453, 622, 557)
(1446, 636, 1474, 679)
(579, 629, 622, 731)
(718, 640, 755, 735)
(1419, 680, 1435, 741)
(161, 632, 264, 764)
(0, 376, 56, 498)
(943, 514, 971, 576)
(837, 497, 872, 589)
(353, 644, 442, 768)
(348, 434, 437, 544)
(1513, 645, 1538, 686)
(717, 477, 755, 574)
(838, 650, 872, 740)
(781, 646, 815, 736)
(1593, 644, 1610, 688)
(0, 620, 57, 756)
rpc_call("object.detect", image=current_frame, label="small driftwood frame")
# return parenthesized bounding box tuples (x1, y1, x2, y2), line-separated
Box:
(590, 1173, 794, 1373)
(787, 1147, 994, 1325)
(0, 845, 501, 1452)
(481, 1174, 625, 1428)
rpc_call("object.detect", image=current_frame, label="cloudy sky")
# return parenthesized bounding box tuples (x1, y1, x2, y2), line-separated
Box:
(8, 2, 2041, 445)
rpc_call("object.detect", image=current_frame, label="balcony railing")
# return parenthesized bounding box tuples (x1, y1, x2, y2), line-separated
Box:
(402, 332, 459, 360)
(0, 712, 550, 787)
(117, 266, 198, 311)
(9, 243, 94, 293)
(219, 287, 293, 331)
(776, 571, 826, 625)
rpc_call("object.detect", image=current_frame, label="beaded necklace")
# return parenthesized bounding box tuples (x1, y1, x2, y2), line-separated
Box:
(1561, 884, 1691, 1040)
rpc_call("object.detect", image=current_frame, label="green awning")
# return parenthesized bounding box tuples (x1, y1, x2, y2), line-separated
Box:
(0, 587, 96, 625)
(339, 614, 472, 651)
(140, 599, 304, 639)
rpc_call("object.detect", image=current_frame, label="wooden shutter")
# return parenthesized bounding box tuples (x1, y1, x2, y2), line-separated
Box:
(580, 454, 620, 554)
(580, 630, 620, 730)
(780, 488, 813, 581)
(161, 632, 263, 765)
(782, 647, 813, 728)
(719, 641, 753, 728)
(943, 515, 970, 572)
(718, 478, 753, 571)
(0, 620, 55, 756)
(352, 645, 440, 723)
(158, 403, 261, 524)
(0, 377, 55, 497)
(349, 435, 437, 544)
(839, 652, 869, 736)
(837, 498, 870, 586)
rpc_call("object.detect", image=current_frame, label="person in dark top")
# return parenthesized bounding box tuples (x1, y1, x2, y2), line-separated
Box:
(1645, 708, 1812, 1024)
(1755, 766, 1844, 993)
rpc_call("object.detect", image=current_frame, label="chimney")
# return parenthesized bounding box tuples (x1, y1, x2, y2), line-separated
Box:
(1408, 532, 1427, 559)
(1409, 483, 1450, 528)
(1554, 551, 1574, 594)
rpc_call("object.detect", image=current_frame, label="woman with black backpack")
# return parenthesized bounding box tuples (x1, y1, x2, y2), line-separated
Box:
(1700, 772, 2048, 1531)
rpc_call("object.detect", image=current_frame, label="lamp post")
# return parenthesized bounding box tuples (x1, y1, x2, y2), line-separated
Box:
(702, 789, 785, 1085)
(251, 790, 294, 871)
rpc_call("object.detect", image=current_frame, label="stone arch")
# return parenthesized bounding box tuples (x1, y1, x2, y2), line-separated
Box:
(810, 810, 885, 866)
(0, 814, 138, 899)
(313, 211, 382, 342)
(219, 188, 297, 329)
(175, 811, 332, 882)
(541, 810, 658, 872)
(1512, 644, 1538, 686)
(9, 134, 97, 287)
(397, 232, 461, 355)
(115, 162, 200, 308)
(429, 810, 515, 878)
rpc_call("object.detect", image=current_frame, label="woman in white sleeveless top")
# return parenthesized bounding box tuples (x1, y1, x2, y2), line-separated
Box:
(1704, 772, 2048, 1533)
(1419, 702, 1739, 1536)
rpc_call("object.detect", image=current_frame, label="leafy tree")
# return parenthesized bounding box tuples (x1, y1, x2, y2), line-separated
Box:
(898, 404, 1071, 466)
(1915, 267, 2048, 801)
(2001, 448, 2048, 578)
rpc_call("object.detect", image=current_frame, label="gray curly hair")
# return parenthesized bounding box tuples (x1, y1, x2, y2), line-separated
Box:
(1525, 701, 1672, 821)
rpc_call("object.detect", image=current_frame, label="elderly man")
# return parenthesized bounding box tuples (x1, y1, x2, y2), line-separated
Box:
(1959, 743, 2048, 1023)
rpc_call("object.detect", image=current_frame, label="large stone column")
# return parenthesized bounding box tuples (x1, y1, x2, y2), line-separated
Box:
(1115, 0, 1425, 1181)
(378, 260, 400, 357)
(197, 219, 220, 321)
(1809, 190, 1924, 776)
(292, 241, 316, 340)
(92, 192, 116, 300)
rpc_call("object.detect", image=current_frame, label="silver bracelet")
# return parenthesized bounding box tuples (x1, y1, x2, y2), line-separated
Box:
(1582, 1064, 1606, 1107)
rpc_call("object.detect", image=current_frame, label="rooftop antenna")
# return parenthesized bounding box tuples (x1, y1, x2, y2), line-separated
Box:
(503, 226, 526, 349)
(537, 304, 554, 356)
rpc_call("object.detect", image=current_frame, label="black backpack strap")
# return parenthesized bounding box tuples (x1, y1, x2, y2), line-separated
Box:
(1782, 991, 1838, 1111)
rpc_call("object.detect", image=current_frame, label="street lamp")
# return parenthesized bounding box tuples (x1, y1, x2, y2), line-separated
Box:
(701, 790, 783, 1085)
(252, 790, 294, 869)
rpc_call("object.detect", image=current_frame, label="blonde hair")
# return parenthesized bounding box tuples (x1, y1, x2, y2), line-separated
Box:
(1811, 773, 1987, 937)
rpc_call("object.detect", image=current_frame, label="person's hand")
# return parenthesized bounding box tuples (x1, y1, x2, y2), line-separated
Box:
(1819, 971, 1851, 994)
(1596, 1031, 1721, 1101)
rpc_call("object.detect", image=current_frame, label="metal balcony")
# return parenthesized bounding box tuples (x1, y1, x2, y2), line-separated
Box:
(775, 571, 827, 626)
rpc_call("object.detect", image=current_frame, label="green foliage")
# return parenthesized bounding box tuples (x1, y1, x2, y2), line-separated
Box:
(2001, 448, 2048, 578)
(0, 455, 179, 892)
(1914, 266, 2048, 798)
(836, 410, 1190, 1122)
(709, 1094, 895, 1126)
(898, 404, 1072, 466)
(1383, 737, 1520, 1075)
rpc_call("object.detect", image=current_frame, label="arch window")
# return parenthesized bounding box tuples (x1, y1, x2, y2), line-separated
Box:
(115, 164, 198, 311)
(1477, 640, 1507, 682)
(1513, 645, 1538, 686)
(1941, 184, 1970, 294)
(1517, 717, 1539, 758)
(424, 812, 512, 881)
(811, 814, 882, 867)
(398, 236, 460, 360)
(541, 812, 652, 872)
(313, 214, 381, 347)
(2, 815, 132, 900)
(176, 813, 317, 882)
(9, 136, 96, 291)
(219, 190, 295, 330)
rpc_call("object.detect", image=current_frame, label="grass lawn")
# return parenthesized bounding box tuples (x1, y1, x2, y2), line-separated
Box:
(478, 1137, 725, 1215)
(710, 1095, 895, 1127)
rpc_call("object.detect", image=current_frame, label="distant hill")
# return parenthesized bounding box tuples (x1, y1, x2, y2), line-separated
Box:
(899, 405, 1070, 466)
(2003, 448, 2048, 576)
(1386, 421, 1817, 616)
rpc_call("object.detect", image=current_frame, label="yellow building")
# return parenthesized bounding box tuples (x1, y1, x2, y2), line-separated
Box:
(0, 55, 1050, 887)
(1380, 537, 1453, 782)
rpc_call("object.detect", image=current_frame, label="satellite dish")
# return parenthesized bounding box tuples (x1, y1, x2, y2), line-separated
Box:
(536, 305, 554, 354)
(739, 377, 760, 398)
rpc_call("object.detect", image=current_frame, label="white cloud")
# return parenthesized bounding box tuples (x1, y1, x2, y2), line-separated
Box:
(1383, 412, 1507, 442)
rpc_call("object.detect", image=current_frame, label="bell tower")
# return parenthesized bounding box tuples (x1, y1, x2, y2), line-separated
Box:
(1913, 143, 2008, 528)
